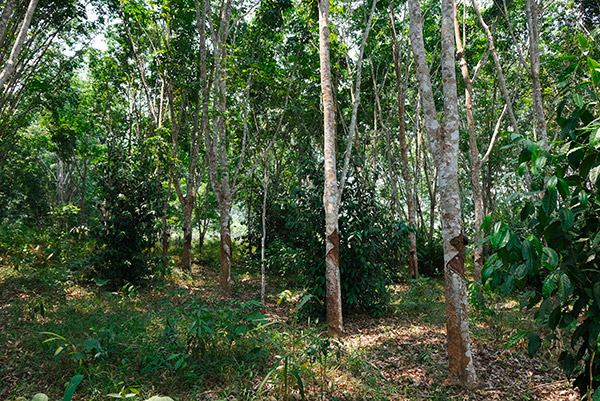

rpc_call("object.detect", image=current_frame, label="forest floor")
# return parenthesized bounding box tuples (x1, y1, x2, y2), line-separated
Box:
(0, 256, 579, 401)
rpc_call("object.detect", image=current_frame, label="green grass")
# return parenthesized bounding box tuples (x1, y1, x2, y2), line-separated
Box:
(0, 250, 575, 401)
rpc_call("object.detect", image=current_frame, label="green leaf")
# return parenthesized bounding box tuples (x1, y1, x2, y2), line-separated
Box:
(548, 306, 562, 329)
(505, 330, 528, 348)
(578, 34, 589, 51)
(590, 128, 600, 149)
(543, 247, 559, 270)
(590, 165, 600, 185)
(527, 333, 541, 356)
(542, 189, 558, 216)
(588, 57, 600, 86)
(63, 374, 84, 401)
(573, 93, 584, 108)
(501, 275, 514, 296)
(490, 223, 510, 248)
(558, 274, 573, 300)
(558, 208, 574, 231)
(557, 178, 570, 200)
(32, 395, 49, 401)
(563, 353, 575, 376)
(543, 274, 556, 297)
(593, 387, 600, 401)
(579, 190, 589, 206)
(481, 215, 491, 234)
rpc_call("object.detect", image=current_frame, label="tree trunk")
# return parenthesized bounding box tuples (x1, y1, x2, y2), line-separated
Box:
(390, 3, 418, 279)
(407, 0, 477, 388)
(454, 5, 485, 281)
(261, 162, 269, 307)
(0, 0, 38, 91)
(161, 179, 172, 258)
(525, 0, 547, 145)
(319, 0, 343, 337)
(181, 201, 194, 274)
(471, 0, 519, 135)
(218, 202, 232, 296)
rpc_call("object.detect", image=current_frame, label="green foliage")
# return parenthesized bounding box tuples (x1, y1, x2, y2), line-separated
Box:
(484, 51, 600, 395)
(248, 157, 407, 317)
(88, 141, 164, 285)
(414, 228, 444, 278)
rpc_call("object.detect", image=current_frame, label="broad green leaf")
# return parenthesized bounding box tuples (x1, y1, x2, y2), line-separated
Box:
(557, 178, 570, 199)
(515, 263, 529, 280)
(546, 176, 558, 191)
(588, 57, 600, 86)
(481, 215, 491, 234)
(593, 387, 600, 401)
(543, 274, 556, 297)
(542, 189, 558, 216)
(490, 222, 510, 248)
(579, 190, 589, 206)
(558, 208, 574, 231)
(501, 275, 514, 296)
(63, 374, 84, 401)
(573, 93, 584, 108)
(543, 247, 559, 270)
(578, 34, 589, 51)
(591, 128, 600, 149)
(558, 274, 573, 300)
(590, 165, 600, 185)
(563, 353, 575, 376)
(548, 306, 562, 329)
(527, 333, 541, 356)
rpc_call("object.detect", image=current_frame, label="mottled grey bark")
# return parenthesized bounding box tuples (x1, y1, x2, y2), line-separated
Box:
(0, 0, 38, 91)
(407, 0, 477, 388)
(319, 0, 343, 337)
(390, 2, 418, 279)
(525, 0, 547, 145)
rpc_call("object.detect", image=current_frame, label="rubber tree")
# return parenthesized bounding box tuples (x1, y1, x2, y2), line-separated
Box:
(407, 0, 478, 388)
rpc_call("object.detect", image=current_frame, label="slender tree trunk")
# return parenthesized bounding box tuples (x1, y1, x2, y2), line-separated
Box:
(181, 201, 194, 274)
(0, 0, 38, 91)
(319, 0, 343, 337)
(260, 162, 269, 307)
(454, 6, 485, 281)
(390, 3, 418, 279)
(218, 201, 232, 296)
(0, 0, 15, 49)
(195, 188, 209, 256)
(525, 0, 547, 145)
(79, 156, 87, 225)
(471, 0, 519, 135)
(408, 0, 477, 388)
(162, 178, 172, 258)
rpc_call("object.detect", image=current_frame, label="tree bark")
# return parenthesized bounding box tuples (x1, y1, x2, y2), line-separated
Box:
(454, 5, 485, 281)
(260, 160, 269, 307)
(319, 0, 343, 337)
(181, 202, 194, 274)
(218, 202, 232, 295)
(525, 0, 547, 145)
(471, 0, 519, 135)
(0, 0, 38, 91)
(390, 3, 418, 279)
(407, 0, 477, 388)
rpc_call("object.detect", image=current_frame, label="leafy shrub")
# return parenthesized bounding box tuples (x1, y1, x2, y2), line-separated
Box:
(88, 143, 164, 285)
(484, 49, 600, 396)
(415, 228, 444, 278)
